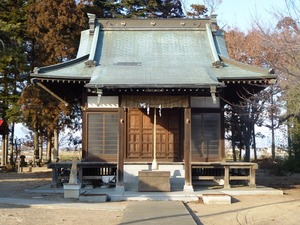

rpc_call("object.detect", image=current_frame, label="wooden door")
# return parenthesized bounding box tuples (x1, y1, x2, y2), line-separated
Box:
(127, 108, 182, 161)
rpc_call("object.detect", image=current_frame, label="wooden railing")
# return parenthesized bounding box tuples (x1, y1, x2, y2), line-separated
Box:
(192, 162, 258, 188)
(48, 162, 117, 187)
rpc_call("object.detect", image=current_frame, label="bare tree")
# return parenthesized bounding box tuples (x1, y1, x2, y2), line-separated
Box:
(204, 0, 223, 16)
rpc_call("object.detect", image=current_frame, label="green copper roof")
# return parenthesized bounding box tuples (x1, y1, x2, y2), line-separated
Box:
(88, 29, 221, 88)
(32, 18, 276, 89)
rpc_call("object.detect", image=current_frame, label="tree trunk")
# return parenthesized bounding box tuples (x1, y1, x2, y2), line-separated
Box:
(270, 89, 276, 161)
(232, 136, 237, 161)
(271, 125, 275, 161)
(239, 148, 242, 161)
(4, 133, 8, 165)
(33, 121, 39, 166)
(1, 134, 7, 165)
(52, 128, 59, 161)
(39, 135, 43, 163)
(245, 144, 251, 162)
(1, 136, 4, 165)
(252, 125, 257, 161)
(46, 130, 52, 163)
(244, 127, 251, 162)
(9, 123, 14, 165)
(287, 119, 292, 159)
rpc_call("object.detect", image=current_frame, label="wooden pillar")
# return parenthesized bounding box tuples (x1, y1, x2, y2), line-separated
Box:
(184, 107, 193, 192)
(152, 108, 158, 169)
(249, 164, 257, 188)
(224, 165, 231, 189)
(117, 108, 125, 188)
(220, 102, 226, 160)
(81, 111, 87, 159)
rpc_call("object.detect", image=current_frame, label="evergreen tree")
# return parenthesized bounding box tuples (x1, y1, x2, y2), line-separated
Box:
(92, 0, 184, 18)
(18, 84, 72, 162)
(91, 0, 122, 17)
(23, 0, 90, 162)
(0, 0, 30, 166)
(26, 0, 88, 66)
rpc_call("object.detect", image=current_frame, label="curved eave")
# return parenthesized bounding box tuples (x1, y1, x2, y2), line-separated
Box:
(31, 54, 93, 80)
(219, 55, 277, 80)
(33, 54, 89, 74)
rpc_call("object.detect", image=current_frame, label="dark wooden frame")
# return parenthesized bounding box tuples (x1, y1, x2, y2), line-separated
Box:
(82, 109, 119, 161)
(191, 108, 224, 162)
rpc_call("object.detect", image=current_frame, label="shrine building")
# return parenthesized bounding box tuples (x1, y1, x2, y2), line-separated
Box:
(31, 14, 276, 192)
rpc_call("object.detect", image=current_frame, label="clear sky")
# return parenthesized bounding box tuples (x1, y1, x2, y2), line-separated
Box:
(184, 0, 289, 31)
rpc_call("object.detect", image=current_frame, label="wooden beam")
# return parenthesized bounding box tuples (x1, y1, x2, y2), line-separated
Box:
(35, 82, 69, 106)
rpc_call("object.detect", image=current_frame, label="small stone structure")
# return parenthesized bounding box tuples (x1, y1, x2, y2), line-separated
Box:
(138, 171, 170, 192)
(202, 193, 231, 204)
(63, 159, 81, 199)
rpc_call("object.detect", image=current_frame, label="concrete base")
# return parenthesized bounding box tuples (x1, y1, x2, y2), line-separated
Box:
(63, 184, 81, 199)
(138, 171, 170, 192)
(124, 164, 185, 191)
(115, 185, 125, 191)
(201, 194, 231, 204)
(79, 193, 108, 202)
(25, 183, 285, 204)
(183, 184, 194, 193)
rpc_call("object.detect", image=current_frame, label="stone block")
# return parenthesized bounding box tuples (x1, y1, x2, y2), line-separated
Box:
(202, 194, 231, 204)
(138, 171, 170, 192)
(63, 184, 81, 199)
(79, 194, 108, 202)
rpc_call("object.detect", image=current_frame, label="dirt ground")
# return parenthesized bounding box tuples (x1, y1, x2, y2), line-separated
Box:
(0, 166, 300, 225)
(188, 172, 300, 225)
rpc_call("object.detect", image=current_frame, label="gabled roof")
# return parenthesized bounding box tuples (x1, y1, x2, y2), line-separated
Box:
(31, 15, 276, 90)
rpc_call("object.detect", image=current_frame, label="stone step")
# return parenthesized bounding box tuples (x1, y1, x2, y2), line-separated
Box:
(79, 193, 108, 202)
(201, 193, 231, 204)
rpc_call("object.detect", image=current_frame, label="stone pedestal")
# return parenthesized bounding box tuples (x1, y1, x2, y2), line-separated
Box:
(63, 184, 81, 199)
(138, 171, 170, 192)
